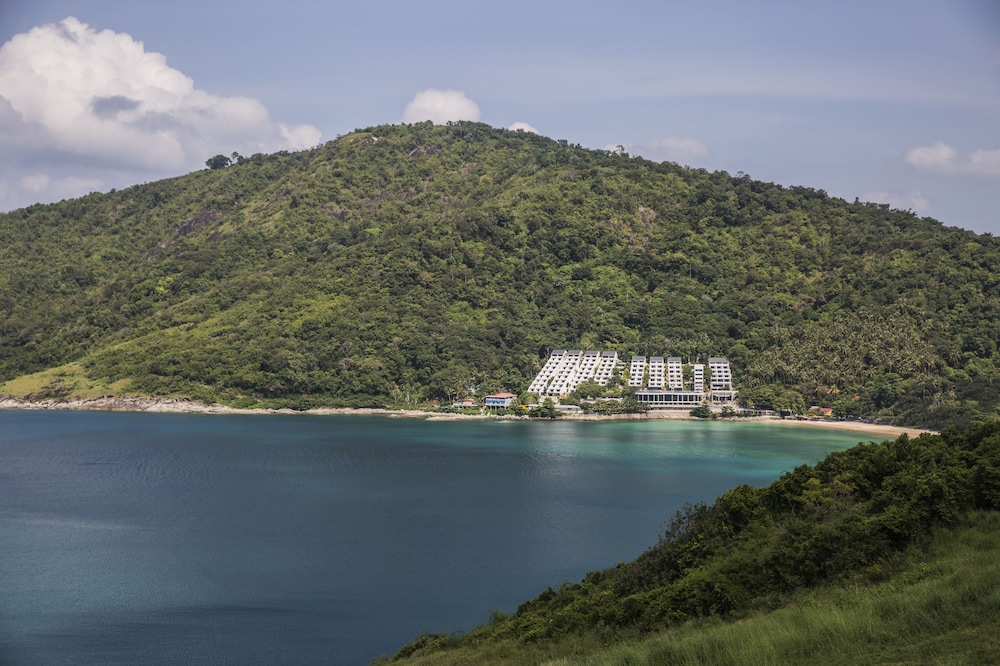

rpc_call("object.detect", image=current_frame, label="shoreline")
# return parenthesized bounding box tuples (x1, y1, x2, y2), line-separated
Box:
(0, 395, 935, 438)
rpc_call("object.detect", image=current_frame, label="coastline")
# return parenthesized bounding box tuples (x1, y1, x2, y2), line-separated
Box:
(750, 417, 932, 439)
(0, 396, 935, 438)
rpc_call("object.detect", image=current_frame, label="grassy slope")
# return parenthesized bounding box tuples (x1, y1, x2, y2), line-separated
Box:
(391, 512, 1000, 666)
(582, 513, 1000, 666)
(0, 362, 130, 400)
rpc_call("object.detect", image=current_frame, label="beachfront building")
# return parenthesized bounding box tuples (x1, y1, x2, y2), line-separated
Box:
(527, 349, 566, 395)
(647, 357, 665, 389)
(485, 392, 518, 408)
(692, 364, 705, 393)
(550, 350, 585, 395)
(634, 390, 705, 408)
(579, 350, 602, 384)
(528, 349, 617, 397)
(594, 351, 620, 385)
(667, 357, 684, 390)
(628, 356, 646, 387)
(707, 357, 737, 403)
(708, 357, 733, 390)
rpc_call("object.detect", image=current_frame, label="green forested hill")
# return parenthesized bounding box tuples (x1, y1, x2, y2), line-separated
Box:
(1, 122, 998, 427)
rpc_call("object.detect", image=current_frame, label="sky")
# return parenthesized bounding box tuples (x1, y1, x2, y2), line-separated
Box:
(0, 1, 998, 234)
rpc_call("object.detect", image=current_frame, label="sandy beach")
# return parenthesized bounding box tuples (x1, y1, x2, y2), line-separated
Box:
(749, 417, 933, 439)
(576, 410, 933, 438)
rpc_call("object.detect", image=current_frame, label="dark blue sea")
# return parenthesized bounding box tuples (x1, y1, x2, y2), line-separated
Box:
(0, 410, 880, 665)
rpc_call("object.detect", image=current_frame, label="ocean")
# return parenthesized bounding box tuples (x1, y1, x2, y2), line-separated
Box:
(0, 410, 880, 664)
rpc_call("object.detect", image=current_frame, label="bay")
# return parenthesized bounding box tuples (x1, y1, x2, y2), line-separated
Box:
(0, 410, 880, 665)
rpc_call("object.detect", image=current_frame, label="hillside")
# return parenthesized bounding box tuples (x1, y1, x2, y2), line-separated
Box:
(390, 422, 1000, 664)
(390, 513, 1000, 665)
(1, 122, 998, 428)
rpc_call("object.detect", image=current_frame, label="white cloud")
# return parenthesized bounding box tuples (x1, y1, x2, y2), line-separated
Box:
(905, 141, 958, 172)
(402, 89, 480, 124)
(19, 174, 50, 193)
(509, 121, 538, 134)
(0, 17, 320, 210)
(861, 190, 931, 214)
(969, 148, 1000, 176)
(905, 141, 1000, 177)
(611, 136, 712, 165)
(649, 136, 711, 163)
(279, 123, 322, 151)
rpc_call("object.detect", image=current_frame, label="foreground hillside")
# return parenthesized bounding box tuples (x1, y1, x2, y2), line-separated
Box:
(391, 514, 1000, 665)
(390, 422, 1000, 664)
(1, 122, 998, 428)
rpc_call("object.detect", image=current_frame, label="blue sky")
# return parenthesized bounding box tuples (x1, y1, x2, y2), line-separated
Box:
(1, 0, 998, 233)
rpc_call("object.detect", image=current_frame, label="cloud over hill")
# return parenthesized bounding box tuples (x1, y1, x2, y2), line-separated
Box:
(0, 17, 320, 210)
(402, 89, 481, 125)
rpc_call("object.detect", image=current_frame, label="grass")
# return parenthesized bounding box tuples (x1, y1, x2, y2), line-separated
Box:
(390, 512, 1000, 666)
(0, 362, 131, 400)
(576, 512, 1000, 666)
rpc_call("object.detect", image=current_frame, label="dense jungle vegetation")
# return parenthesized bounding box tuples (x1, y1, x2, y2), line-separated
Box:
(1, 122, 998, 428)
(390, 422, 1000, 665)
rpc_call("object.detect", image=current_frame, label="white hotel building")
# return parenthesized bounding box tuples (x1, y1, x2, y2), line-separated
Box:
(528, 350, 623, 396)
(528, 350, 737, 408)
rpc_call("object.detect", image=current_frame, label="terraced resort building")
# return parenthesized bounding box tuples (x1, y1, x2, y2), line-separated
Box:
(528, 350, 737, 409)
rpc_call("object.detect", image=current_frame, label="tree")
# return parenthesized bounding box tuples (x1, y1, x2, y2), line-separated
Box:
(530, 398, 559, 418)
(832, 397, 861, 418)
(690, 405, 715, 419)
(572, 380, 604, 399)
(206, 154, 232, 170)
(772, 390, 805, 416)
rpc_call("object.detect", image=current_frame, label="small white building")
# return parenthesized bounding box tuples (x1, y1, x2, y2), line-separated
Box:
(485, 392, 518, 408)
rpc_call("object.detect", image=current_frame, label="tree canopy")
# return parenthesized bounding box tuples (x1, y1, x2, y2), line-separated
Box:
(205, 154, 232, 169)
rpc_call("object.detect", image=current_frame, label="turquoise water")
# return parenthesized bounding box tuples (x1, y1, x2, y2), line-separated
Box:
(0, 411, 882, 664)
